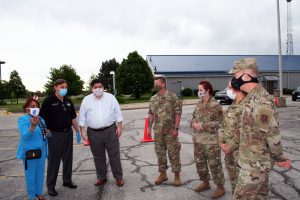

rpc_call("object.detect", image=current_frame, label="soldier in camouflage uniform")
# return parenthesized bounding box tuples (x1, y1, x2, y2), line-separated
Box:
(148, 76, 182, 186)
(191, 80, 225, 199)
(228, 58, 291, 200)
(218, 81, 246, 194)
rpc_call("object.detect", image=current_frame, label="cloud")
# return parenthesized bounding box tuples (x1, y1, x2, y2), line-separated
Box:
(0, 0, 299, 91)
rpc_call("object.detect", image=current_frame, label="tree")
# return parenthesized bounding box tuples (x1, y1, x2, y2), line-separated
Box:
(97, 58, 119, 93)
(44, 65, 84, 96)
(0, 81, 9, 102)
(116, 51, 154, 98)
(10, 91, 15, 104)
(86, 73, 97, 91)
(7, 70, 26, 104)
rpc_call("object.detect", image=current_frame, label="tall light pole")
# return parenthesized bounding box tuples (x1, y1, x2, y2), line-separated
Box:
(277, 0, 283, 97)
(110, 71, 116, 96)
(0, 60, 6, 82)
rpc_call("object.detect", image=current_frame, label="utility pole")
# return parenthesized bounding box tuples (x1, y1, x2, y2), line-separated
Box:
(276, 0, 283, 97)
(286, 0, 294, 55)
(110, 71, 116, 96)
(0, 60, 6, 82)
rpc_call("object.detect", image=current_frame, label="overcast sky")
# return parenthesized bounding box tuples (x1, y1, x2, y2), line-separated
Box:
(0, 0, 299, 91)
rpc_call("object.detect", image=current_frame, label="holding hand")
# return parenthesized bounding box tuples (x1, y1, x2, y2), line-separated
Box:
(116, 125, 122, 138)
(29, 116, 40, 133)
(30, 116, 40, 126)
(80, 129, 87, 141)
(192, 122, 202, 131)
(220, 143, 230, 154)
(275, 159, 291, 169)
(171, 129, 178, 137)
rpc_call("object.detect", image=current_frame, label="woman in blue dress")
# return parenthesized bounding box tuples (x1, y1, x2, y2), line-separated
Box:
(16, 97, 48, 200)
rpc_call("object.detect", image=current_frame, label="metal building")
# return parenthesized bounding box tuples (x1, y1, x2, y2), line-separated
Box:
(146, 55, 300, 96)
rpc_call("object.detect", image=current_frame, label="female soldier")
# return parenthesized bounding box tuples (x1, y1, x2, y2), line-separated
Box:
(191, 81, 225, 199)
(218, 81, 246, 194)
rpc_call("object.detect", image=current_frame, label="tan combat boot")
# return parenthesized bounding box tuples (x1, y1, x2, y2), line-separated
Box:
(172, 172, 182, 186)
(211, 185, 225, 199)
(154, 171, 168, 185)
(194, 181, 210, 192)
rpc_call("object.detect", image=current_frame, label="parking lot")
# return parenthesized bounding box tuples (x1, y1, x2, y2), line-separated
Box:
(0, 97, 299, 200)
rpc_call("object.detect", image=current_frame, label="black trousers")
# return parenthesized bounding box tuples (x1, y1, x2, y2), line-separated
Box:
(87, 125, 123, 180)
(46, 129, 73, 190)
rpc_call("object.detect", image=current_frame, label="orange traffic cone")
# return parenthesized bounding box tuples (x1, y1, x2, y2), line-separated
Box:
(84, 138, 90, 146)
(141, 117, 154, 143)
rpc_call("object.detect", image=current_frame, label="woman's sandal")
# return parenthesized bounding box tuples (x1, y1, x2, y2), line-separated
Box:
(36, 195, 47, 200)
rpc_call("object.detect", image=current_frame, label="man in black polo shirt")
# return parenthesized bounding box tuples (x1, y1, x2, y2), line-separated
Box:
(40, 79, 80, 196)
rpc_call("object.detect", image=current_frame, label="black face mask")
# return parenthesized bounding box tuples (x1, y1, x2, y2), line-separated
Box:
(231, 73, 258, 90)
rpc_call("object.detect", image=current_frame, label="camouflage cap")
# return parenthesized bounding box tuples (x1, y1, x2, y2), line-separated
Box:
(228, 58, 258, 74)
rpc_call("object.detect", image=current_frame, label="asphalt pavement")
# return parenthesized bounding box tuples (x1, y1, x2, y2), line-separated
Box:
(0, 97, 299, 200)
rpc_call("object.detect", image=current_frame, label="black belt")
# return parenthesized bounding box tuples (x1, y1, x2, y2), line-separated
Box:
(88, 124, 114, 132)
(51, 128, 71, 133)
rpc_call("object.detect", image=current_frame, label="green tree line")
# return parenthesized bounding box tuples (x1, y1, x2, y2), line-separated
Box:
(1, 51, 154, 104)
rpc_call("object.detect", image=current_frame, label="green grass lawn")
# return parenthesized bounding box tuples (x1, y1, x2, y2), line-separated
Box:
(0, 104, 24, 113)
(0, 94, 200, 113)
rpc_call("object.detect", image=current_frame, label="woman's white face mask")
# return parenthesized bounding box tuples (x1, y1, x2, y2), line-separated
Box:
(227, 89, 237, 100)
(28, 108, 40, 116)
(198, 91, 206, 99)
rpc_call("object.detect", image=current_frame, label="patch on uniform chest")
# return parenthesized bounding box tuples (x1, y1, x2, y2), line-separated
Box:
(260, 114, 268, 123)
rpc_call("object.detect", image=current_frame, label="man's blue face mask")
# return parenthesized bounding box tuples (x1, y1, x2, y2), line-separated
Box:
(59, 88, 68, 97)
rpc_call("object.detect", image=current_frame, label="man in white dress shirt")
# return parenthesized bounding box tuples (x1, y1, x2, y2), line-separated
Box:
(79, 79, 124, 187)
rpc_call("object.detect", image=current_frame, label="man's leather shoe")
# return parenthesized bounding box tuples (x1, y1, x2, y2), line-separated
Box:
(48, 189, 58, 196)
(116, 179, 124, 187)
(94, 179, 107, 186)
(63, 182, 77, 189)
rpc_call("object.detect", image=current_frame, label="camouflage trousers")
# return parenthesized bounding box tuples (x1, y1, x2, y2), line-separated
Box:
(154, 126, 181, 173)
(233, 167, 269, 200)
(194, 143, 225, 185)
(225, 149, 239, 193)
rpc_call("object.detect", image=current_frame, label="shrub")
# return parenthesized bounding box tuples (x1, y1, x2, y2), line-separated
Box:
(116, 96, 125, 104)
(0, 100, 7, 105)
(283, 88, 293, 95)
(193, 89, 198, 96)
(181, 88, 193, 96)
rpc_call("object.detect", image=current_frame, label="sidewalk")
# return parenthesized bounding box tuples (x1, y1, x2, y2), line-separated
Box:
(0, 99, 200, 116)
(120, 98, 199, 110)
(0, 96, 295, 115)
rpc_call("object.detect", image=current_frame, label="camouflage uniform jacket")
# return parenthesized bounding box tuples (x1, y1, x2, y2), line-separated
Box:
(149, 91, 182, 127)
(238, 84, 284, 171)
(218, 99, 245, 152)
(191, 98, 224, 144)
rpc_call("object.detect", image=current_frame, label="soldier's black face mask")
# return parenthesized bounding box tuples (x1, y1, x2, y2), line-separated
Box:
(231, 73, 258, 90)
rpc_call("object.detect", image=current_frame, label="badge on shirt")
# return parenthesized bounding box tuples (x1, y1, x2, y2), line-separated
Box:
(257, 107, 273, 132)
